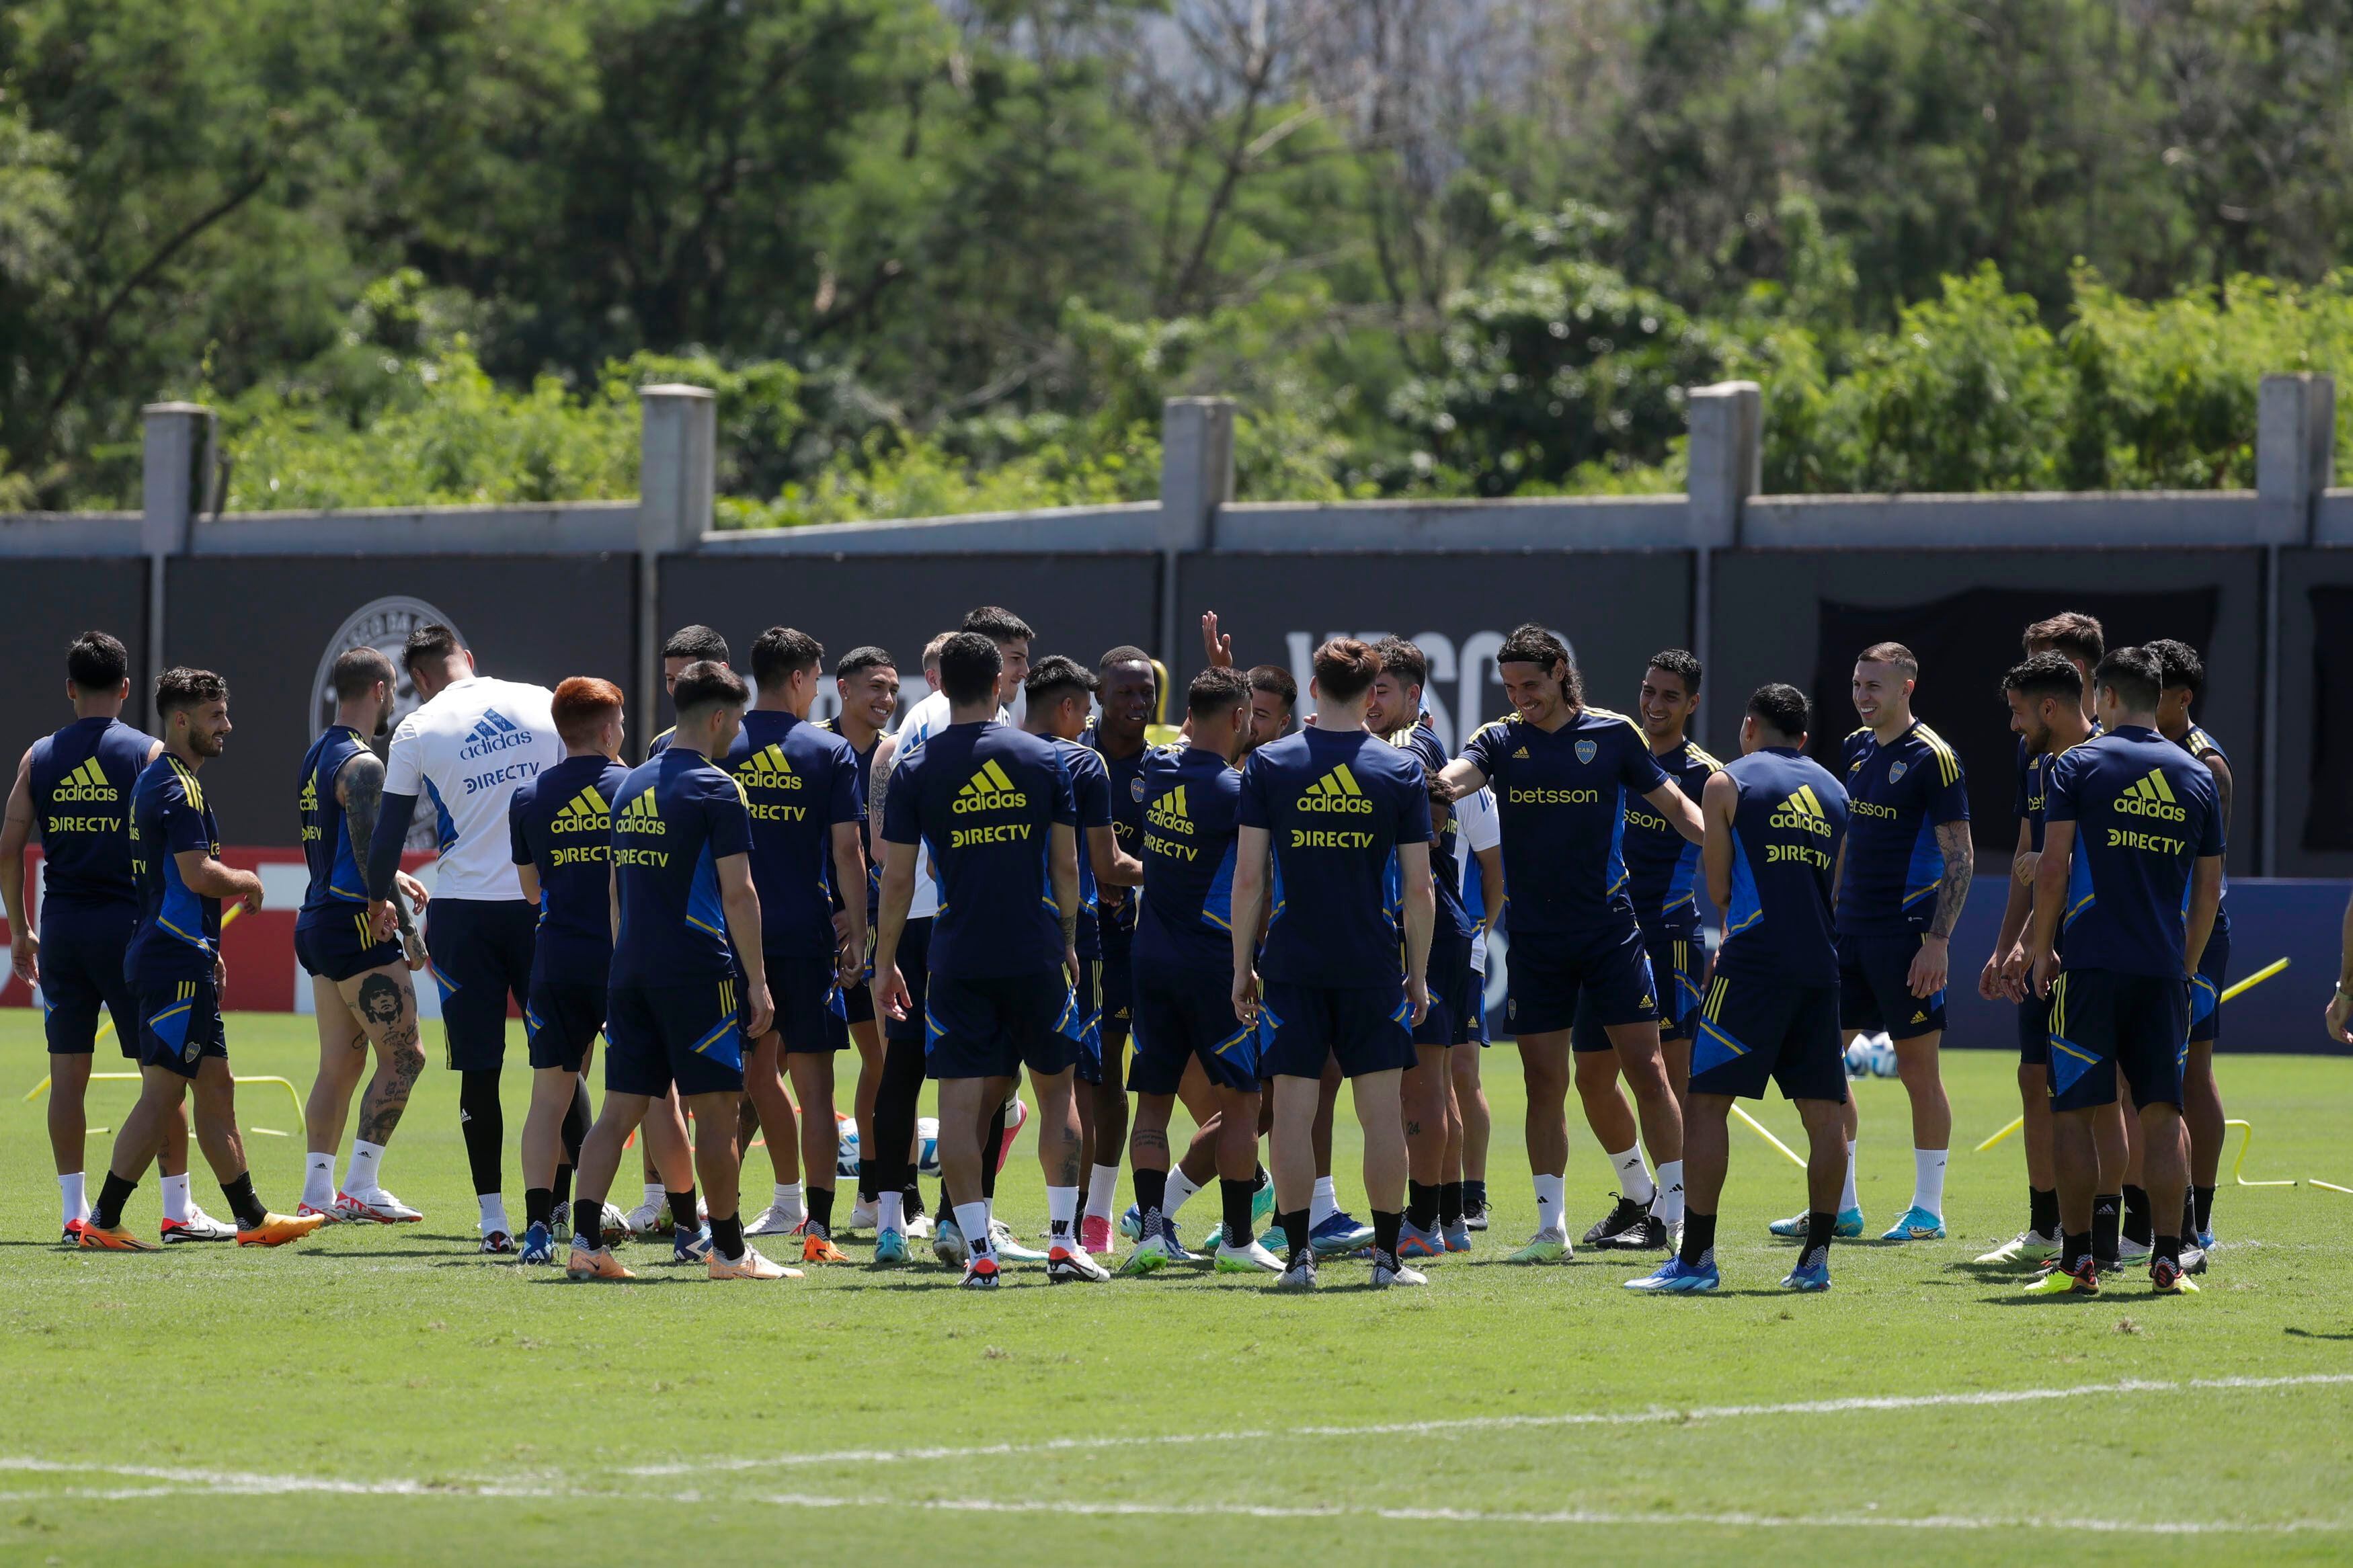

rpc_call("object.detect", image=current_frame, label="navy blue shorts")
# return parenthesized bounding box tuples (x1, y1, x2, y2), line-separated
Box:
(1572, 930, 1703, 1050)
(1261, 980, 1414, 1079)
(924, 968, 1081, 1081)
(1099, 947, 1134, 1044)
(1505, 921, 1657, 1038)
(38, 901, 137, 1058)
(1414, 932, 1478, 1048)
(1070, 958, 1106, 1085)
(1838, 932, 1946, 1040)
(759, 955, 849, 1054)
(2016, 989, 2051, 1068)
(424, 898, 537, 1071)
(1466, 977, 1490, 1046)
(294, 907, 404, 983)
(1131, 960, 1259, 1094)
(135, 975, 227, 1080)
(883, 917, 932, 1044)
(2187, 924, 2229, 1046)
(605, 979, 744, 1098)
(1689, 972, 1847, 1104)
(525, 979, 605, 1072)
(2048, 967, 2189, 1113)
(841, 979, 875, 1028)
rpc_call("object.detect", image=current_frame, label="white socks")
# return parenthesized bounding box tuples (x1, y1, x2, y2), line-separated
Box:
(1652, 1160, 1685, 1225)
(1913, 1148, 1948, 1217)
(770, 1182, 805, 1224)
(477, 1193, 510, 1235)
(1609, 1146, 1654, 1206)
(1533, 1173, 1566, 1237)
(344, 1139, 385, 1196)
(59, 1171, 87, 1228)
(1166, 1168, 1203, 1216)
(302, 1153, 336, 1212)
(641, 1181, 665, 1212)
(877, 1191, 905, 1234)
(1084, 1163, 1120, 1223)
(1841, 1142, 1860, 1212)
(1310, 1175, 1339, 1227)
(955, 1200, 994, 1262)
(1047, 1186, 1079, 1248)
(161, 1173, 190, 1223)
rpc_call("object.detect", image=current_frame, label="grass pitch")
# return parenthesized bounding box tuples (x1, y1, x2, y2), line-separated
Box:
(2, 1009, 2350, 1567)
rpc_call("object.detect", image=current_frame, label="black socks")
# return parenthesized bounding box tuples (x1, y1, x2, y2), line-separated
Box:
(807, 1184, 835, 1234)
(1680, 1210, 1718, 1268)
(2092, 1193, 2122, 1265)
(219, 1173, 267, 1231)
(1218, 1178, 1254, 1252)
(2029, 1186, 2059, 1237)
(1406, 1180, 1439, 1233)
(2121, 1184, 2153, 1247)
(93, 1171, 138, 1231)
(668, 1188, 700, 1231)
(1439, 1181, 1465, 1229)
(458, 1069, 504, 1196)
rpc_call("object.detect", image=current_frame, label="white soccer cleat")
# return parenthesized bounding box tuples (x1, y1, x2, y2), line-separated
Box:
(623, 1199, 666, 1237)
(905, 1214, 934, 1241)
(708, 1245, 802, 1281)
(846, 1198, 878, 1233)
(159, 1207, 237, 1244)
(989, 1219, 1048, 1263)
(1371, 1257, 1429, 1288)
(1045, 1243, 1111, 1284)
(1275, 1250, 1319, 1291)
(1214, 1238, 1286, 1274)
(335, 1188, 423, 1224)
(744, 1203, 806, 1237)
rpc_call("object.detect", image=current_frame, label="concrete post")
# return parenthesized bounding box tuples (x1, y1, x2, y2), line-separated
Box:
(2255, 372, 2332, 872)
(141, 403, 209, 730)
(1158, 397, 1235, 660)
(1684, 381, 1760, 550)
(636, 384, 717, 754)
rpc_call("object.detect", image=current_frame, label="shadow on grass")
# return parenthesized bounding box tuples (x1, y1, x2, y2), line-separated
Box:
(2284, 1326, 2353, 1341)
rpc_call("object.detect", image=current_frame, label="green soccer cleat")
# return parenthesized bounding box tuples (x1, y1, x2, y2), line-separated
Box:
(1505, 1229, 1572, 1264)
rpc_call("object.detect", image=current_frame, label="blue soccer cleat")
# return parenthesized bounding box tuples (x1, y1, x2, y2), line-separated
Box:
(1769, 1206, 1864, 1239)
(1119, 1204, 1144, 1241)
(1310, 1211, 1374, 1255)
(1397, 1220, 1444, 1260)
(1250, 1170, 1275, 1224)
(872, 1227, 909, 1266)
(1781, 1254, 1832, 1292)
(1441, 1221, 1472, 1253)
(672, 1222, 713, 1264)
(518, 1221, 555, 1265)
(1878, 1205, 1946, 1241)
(1624, 1256, 1720, 1293)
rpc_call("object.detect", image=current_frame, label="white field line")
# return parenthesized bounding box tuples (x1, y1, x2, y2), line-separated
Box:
(616, 1370, 2353, 1477)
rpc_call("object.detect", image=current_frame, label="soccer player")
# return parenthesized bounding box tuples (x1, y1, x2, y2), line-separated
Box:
(1081, 645, 1157, 1254)
(870, 608, 1038, 1268)
(294, 647, 432, 1227)
(1570, 649, 1719, 1250)
(2022, 647, 2222, 1297)
(1025, 655, 1144, 1253)
(362, 625, 565, 1252)
(78, 669, 321, 1251)
(567, 661, 793, 1282)
(1976, 654, 2093, 1266)
(1435, 625, 1700, 1266)
(1629, 684, 1850, 1294)
(1233, 637, 1435, 1291)
(821, 645, 904, 1233)
(725, 627, 868, 1263)
(2149, 638, 2231, 1251)
(2329, 893, 2353, 1045)
(1123, 665, 1283, 1274)
(646, 624, 731, 757)
(1451, 776, 1505, 1233)
(1802, 642, 1970, 1244)
(874, 631, 1103, 1288)
(508, 677, 632, 1264)
(1, 632, 219, 1243)
(1367, 639, 1473, 1260)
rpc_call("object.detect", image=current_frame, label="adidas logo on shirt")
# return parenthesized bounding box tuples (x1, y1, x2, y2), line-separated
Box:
(2116, 768, 2186, 822)
(296, 774, 319, 814)
(614, 788, 663, 834)
(953, 759, 1027, 813)
(551, 786, 611, 833)
(1768, 784, 1835, 837)
(736, 743, 804, 790)
(1146, 784, 1193, 835)
(1512, 746, 1531, 759)
(1298, 763, 1373, 815)
(52, 758, 119, 803)
(458, 708, 532, 761)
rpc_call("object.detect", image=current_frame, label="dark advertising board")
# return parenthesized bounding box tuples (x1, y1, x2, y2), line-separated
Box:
(1175, 551, 1693, 757)
(2280, 550, 2353, 872)
(163, 555, 635, 845)
(656, 552, 1162, 730)
(1711, 550, 2264, 872)
(0, 559, 148, 757)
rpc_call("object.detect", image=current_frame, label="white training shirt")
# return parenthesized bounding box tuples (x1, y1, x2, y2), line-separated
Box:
(1455, 783, 1501, 975)
(383, 675, 564, 902)
(888, 686, 1018, 921)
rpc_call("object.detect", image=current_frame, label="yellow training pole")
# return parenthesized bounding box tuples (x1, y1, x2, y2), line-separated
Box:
(2227, 1118, 2295, 1188)
(1732, 1105, 1808, 1170)
(1975, 1115, 2025, 1153)
(2217, 956, 2287, 1003)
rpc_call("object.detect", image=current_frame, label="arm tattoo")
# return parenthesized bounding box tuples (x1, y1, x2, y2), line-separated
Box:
(344, 753, 419, 944)
(1929, 821, 1975, 938)
(868, 743, 893, 830)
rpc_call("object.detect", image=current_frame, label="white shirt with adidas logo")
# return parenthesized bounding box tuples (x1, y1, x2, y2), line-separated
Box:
(383, 675, 565, 901)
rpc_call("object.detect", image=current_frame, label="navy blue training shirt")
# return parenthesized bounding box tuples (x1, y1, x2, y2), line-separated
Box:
(1712, 747, 1849, 987)
(1459, 707, 1669, 939)
(296, 726, 374, 930)
(2180, 723, 2232, 938)
(1237, 727, 1431, 987)
(724, 710, 863, 960)
(1046, 737, 1113, 960)
(608, 747, 755, 989)
(126, 755, 222, 985)
(818, 719, 884, 919)
(1397, 723, 1473, 945)
(508, 753, 632, 988)
(2048, 725, 2223, 979)
(1133, 745, 1242, 975)
(1089, 727, 1148, 961)
(1622, 736, 1718, 936)
(28, 716, 151, 908)
(1837, 720, 1970, 936)
(881, 720, 1077, 981)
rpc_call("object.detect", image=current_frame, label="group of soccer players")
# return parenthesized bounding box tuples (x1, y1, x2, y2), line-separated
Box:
(0, 600, 2248, 1295)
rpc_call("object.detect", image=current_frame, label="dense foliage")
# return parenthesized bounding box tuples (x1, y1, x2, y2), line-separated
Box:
(1, 0, 2348, 518)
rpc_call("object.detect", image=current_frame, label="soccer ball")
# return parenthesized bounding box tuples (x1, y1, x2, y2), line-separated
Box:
(831, 1115, 941, 1178)
(1843, 1035, 1874, 1078)
(1866, 1032, 1899, 1078)
(835, 1114, 860, 1179)
(597, 1201, 631, 1248)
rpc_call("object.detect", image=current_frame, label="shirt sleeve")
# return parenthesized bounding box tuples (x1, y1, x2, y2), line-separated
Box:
(1460, 720, 1506, 780)
(382, 717, 424, 798)
(159, 776, 211, 858)
(880, 751, 922, 845)
(1458, 787, 1501, 852)
(705, 774, 754, 860)
(2012, 745, 2033, 822)
(508, 791, 532, 868)
(2045, 752, 2082, 825)
(1395, 761, 1433, 845)
(1928, 752, 1970, 825)
(826, 741, 861, 827)
(1070, 751, 1112, 830)
(1049, 751, 1078, 827)
(1619, 723, 1669, 794)
(1236, 753, 1272, 831)
(2196, 774, 2226, 858)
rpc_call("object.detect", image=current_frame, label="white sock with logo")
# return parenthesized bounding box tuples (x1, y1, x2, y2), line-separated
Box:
(771, 1182, 804, 1224)
(1310, 1175, 1339, 1227)
(161, 1173, 191, 1223)
(1533, 1173, 1566, 1237)
(1913, 1148, 1948, 1217)
(478, 1192, 510, 1235)
(1084, 1163, 1120, 1223)
(302, 1153, 336, 1212)
(1841, 1142, 1860, 1213)
(344, 1139, 385, 1197)
(641, 1180, 664, 1214)
(1609, 1146, 1654, 1206)
(955, 1200, 995, 1262)
(58, 1172, 87, 1229)
(877, 1191, 905, 1235)
(1047, 1186, 1080, 1249)
(1652, 1160, 1685, 1225)
(1165, 1167, 1203, 1216)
